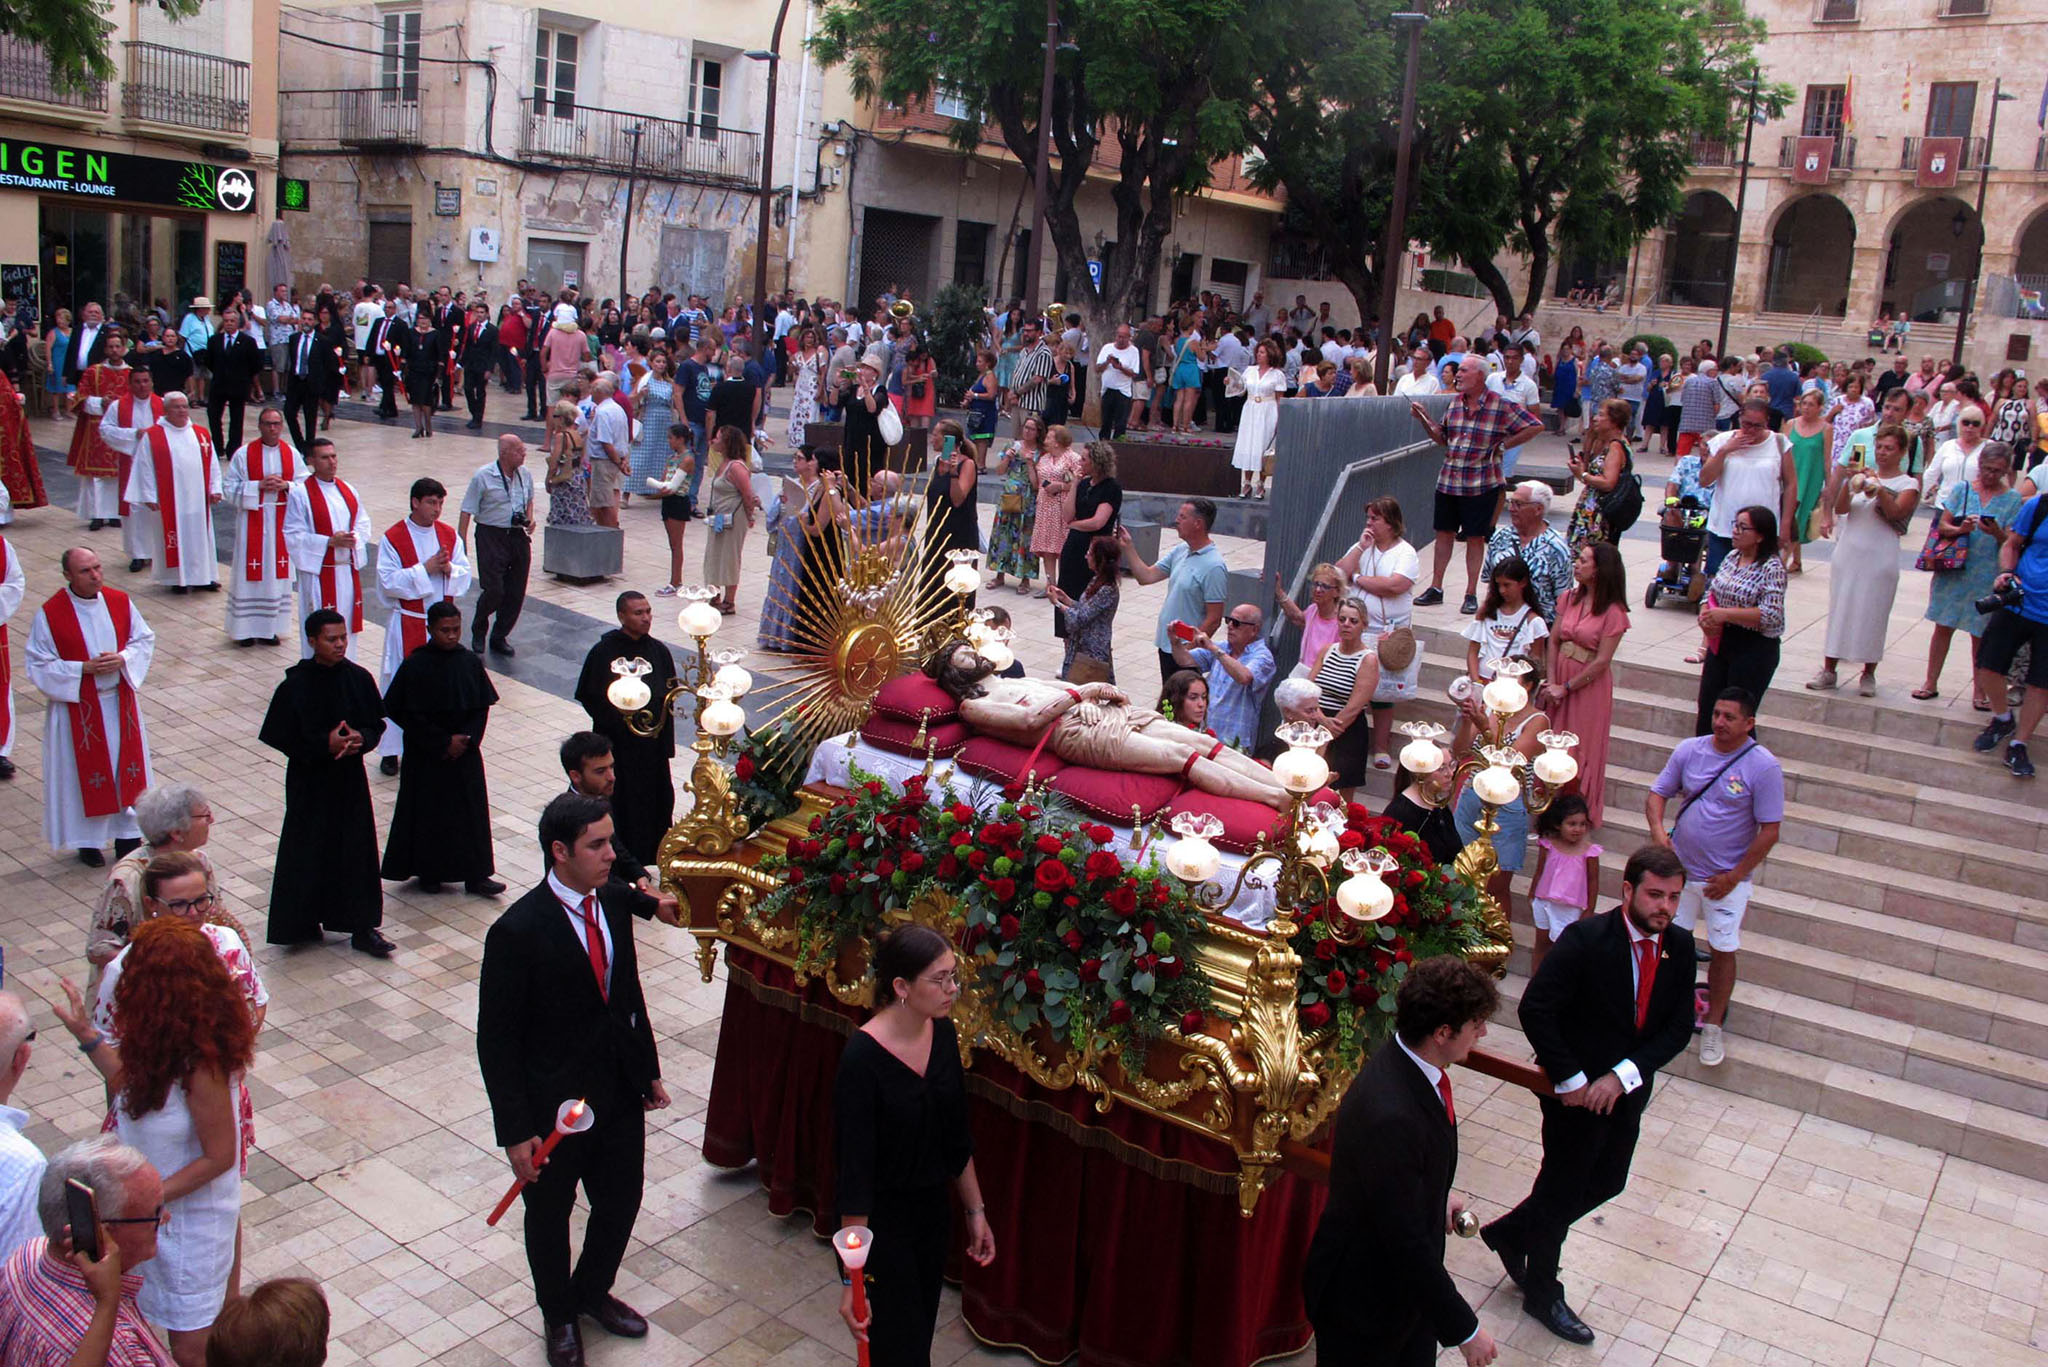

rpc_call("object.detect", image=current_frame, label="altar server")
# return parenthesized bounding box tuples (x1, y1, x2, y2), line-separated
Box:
(221, 405, 299, 645)
(572, 592, 676, 864)
(97, 365, 162, 571)
(284, 438, 371, 659)
(1303, 955, 1500, 1367)
(124, 391, 221, 592)
(26, 548, 155, 865)
(374, 477, 472, 773)
(0, 530, 23, 779)
(380, 602, 504, 896)
(68, 326, 131, 530)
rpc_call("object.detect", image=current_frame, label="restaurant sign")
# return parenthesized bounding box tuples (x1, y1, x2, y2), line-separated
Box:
(0, 137, 257, 213)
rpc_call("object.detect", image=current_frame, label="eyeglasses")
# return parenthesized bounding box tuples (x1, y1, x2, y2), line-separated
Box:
(154, 893, 216, 915)
(920, 969, 961, 989)
(1959, 419, 1984, 427)
(1224, 617, 1254, 629)
(102, 1205, 167, 1227)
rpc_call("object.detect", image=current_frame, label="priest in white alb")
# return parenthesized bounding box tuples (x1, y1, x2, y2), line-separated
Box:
(222, 405, 298, 645)
(284, 436, 372, 660)
(97, 364, 163, 574)
(123, 391, 221, 593)
(374, 475, 473, 773)
(0, 527, 24, 781)
(26, 548, 155, 867)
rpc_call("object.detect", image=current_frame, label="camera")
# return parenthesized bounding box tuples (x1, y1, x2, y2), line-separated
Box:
(1976, 578, 2024, 616)
(510, 511, 532, 532)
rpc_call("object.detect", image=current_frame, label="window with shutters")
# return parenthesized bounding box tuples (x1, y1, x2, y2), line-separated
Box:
(688, 58, 722, 138)
(1801, 85, 1846, 139)
(380, 11, 420, 104)
(1926, 82, 1976, 138)
(533, 27, 578, 119)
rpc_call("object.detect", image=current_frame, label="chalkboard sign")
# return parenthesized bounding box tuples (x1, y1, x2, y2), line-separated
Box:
(1, 264, 37, 327)
(215, 240, 246, 300)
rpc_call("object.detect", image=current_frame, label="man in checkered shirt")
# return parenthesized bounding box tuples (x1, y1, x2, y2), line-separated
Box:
(1411, 357, 1543, 615)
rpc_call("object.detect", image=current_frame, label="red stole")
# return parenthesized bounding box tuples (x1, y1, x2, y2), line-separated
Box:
(42, 588, 146, 817)
(143, 424, 213, 571)
(239, 440, 296, 581)
(303, 477, 364, 631)
(112, 393, 164, 519)
(382, 518, 459, 655)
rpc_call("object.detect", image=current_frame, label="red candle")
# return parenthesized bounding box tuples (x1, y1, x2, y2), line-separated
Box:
(834, 1227, 872, 1367)
(486, 1099, 588, 1226)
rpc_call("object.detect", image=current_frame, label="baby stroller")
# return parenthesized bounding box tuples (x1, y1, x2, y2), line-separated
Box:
(1645, 494, 1709, 610)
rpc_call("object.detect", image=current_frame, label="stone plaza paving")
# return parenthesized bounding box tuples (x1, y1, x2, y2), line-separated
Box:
(0, 403, 2043, 1367)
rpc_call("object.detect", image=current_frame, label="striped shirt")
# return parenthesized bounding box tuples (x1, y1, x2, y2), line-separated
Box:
(1012, 342, 1056, 414)
(1314, 643, 1371, 715)
(0, 1239, 173, 1367)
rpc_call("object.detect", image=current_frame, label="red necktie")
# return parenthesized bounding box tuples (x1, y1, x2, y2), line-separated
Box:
(1436, 1073, 1456, 1126)
(1633, 938, 1658, 1030)
(579, 895, 609, 1002)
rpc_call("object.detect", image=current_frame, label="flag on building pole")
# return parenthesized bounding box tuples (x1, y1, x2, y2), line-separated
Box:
(1843, 75, 1855, 134)
(1901, 65, 1911, 113)
(2037, 74, 2047, 129)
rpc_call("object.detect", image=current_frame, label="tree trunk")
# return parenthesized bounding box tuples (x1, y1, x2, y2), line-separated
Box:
(1467, 258, 1518, 320)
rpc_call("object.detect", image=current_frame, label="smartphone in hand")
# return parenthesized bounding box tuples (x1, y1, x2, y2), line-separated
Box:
(65, 1179, 99, 1263)
(1169, 620, 1197, 643)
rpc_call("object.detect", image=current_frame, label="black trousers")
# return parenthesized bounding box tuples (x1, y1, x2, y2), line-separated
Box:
(375, 358, 398, 418)
(498, 345, 523, 391)
(524, 350, 547, 416)
(207, 391, 247, 454)
(1099, 389, 1131, 441)
(473, 524, 531, 645)
(863, 1185, 951, 1367)
(1201, 369, 1227, 430)
(519, 1102, 644, 1326)
(283, 377, 319, 449)
(1486, 1089, 1648, 1307)
(464, 368, 490, 425)
(1696, 623, 1781, 734)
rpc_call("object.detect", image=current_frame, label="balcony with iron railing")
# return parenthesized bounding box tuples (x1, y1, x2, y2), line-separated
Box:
(1776, 134, 1856, 174)
(1689, 134, 1734, 167)
(122, 41, 250, 135)
(0, 36, 108, 123)
(279, 88, 424, 149)
(518, 99, 759, 187)
(1899, 136, 1987, 172)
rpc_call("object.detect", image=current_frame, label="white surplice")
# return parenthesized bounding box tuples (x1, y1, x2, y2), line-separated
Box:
(221, 440, 298, 641)
(0, 538, 23, 759)
(122, 420, 220, 588)
(98, 395, 161, 560)
(373, 517, 474, 757)
(25, 591, 156, 849)
(284, 477, 371, 660)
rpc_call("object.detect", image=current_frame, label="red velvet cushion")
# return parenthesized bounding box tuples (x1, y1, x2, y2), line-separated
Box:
(872, 673, 960, 724)
(956, 735, 1068, 787)
(1049, 766, 1183, 823)
(1163, 787, 1340, 854)
(859, 714, 973, 758)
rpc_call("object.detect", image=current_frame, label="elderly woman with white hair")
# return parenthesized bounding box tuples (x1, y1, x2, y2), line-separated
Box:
(86, 783, 241, 987)
(1480, 480, 1575, 620)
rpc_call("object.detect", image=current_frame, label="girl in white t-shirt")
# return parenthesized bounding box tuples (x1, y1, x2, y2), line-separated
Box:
(1463, 556, 1550, 679)
(1336, 496, 1422, 769)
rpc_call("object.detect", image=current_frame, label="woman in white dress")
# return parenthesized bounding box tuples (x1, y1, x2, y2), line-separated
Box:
(57, 896, 255, 1367)
(1231, 339, 1288, 499)
(787, 325, 824, 450)
(1808, 423, 1920, 697)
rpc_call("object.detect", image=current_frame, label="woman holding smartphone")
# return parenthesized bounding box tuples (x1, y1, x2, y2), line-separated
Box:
(920, 419, 981, 613)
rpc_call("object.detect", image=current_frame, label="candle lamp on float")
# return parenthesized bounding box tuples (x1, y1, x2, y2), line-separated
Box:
(1392, 658, 1579, 972)
(940, 550, 983, 641)
(607, 585, 757, 855)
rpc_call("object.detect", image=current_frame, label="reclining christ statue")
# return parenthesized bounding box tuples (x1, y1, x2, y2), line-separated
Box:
(924, 641, 1293, 809)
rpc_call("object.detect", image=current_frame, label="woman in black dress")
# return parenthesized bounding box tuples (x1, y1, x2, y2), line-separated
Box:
(404, 318, 445, 439)
(1055, 440, 1123, 637)
(839, 348, 896, 492)
(920, 419, 981, 616)
(314, 302, 346, 429)
(836, 924, 995, 1366)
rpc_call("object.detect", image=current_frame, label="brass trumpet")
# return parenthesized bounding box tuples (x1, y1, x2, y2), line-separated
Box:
(890, 297, 915, 320)
(1045, 301, 1067, 329)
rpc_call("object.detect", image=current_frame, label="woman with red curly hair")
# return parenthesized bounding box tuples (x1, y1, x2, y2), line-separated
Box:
(56, 911, 254, 1367)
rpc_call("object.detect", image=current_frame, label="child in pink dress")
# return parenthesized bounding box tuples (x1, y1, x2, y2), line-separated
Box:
(1528, 795, 1600, 970)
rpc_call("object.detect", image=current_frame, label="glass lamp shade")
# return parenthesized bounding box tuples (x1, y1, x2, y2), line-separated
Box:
(1533, 748, 1579, 786)
(1481, 675, 1528, 715)
(678, 601, 723, 638)
(1299, 824, 1341, 869)
(1471, 765, 1521, 807)
(1337, 871, 1394, 921)
(701, 697, 746, 736)
(1166, 836, 1222, 883)
(943, 563, 981, 596)
(1400, 738, 1446, 774)
(1272, 746, 1331, 794)
(713, 663, 754, 697)
(980, 640, 1014, 673)
(606, 675, 652, 714)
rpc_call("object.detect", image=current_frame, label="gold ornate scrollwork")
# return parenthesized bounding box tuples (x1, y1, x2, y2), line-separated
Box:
(669, 754, 752, 858)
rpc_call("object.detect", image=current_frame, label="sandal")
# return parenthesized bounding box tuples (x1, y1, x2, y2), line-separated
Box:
(1683, 652, 1706, 665)
(1910, 686, 1938, 700)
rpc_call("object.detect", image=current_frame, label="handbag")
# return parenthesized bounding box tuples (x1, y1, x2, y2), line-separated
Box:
(999, 490, 1025, 514)
(1376, 624, 1418, 673)
(1595, 445, 1645, 538)
(876, 398, 904, 446)
(1915, 486, 1973, 572)
(1067, 654, 1113, 685)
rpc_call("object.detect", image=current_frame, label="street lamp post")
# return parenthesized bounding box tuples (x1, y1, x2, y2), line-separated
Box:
(748, 0, 796, 357)
(1715, 75, 1760, 360)
(1373, 12, 1427, 394)
(1021, 0, 1059, 316)
(619, 124, 643, 307)
(1951, 76, 2013, 370)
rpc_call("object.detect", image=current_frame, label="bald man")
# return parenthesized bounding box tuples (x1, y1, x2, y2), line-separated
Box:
(0, 992, 46, 1259)
(457, 434, 534, 655)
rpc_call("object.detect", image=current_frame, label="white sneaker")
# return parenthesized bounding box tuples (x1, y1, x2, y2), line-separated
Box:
(1699, 1023, 1726, 1066)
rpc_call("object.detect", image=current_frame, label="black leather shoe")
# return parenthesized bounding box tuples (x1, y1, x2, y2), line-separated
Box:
(0, 757, 14, 779)
(113, 837, 141, 858)
(127, 559, 145, 573)
(1481, 1223, 1527, 1291)
(579, 1295, 648, 1339)
(470, 636, 486, 655)
(1526, 1295, 1595, 1345)
(379, 755, 399, 776)
(466, 877, 508, 896)
(169, 585, 188, 595)
(77, 847, 105, 868)
(488, 638, 515, 656)
(466, 419, 483, 430)
(416, 879, 443, 893)
(107, 518, 121, 528)
(88, 519, 105, 531)
(350, 929, 396, 958)
(544, 1321, 585, 1367)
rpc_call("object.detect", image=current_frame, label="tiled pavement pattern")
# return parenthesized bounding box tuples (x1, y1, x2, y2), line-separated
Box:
(0, 400, 2041, 1367)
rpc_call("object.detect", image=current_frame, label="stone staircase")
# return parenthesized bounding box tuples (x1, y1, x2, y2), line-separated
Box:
(1392, 623, 2048, 1181)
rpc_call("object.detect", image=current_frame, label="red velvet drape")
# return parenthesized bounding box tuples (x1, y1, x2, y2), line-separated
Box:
(702, 950, 1322, 1367)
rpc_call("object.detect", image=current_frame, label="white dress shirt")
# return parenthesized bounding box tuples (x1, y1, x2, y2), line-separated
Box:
(0, 1105, 44, 1262)
(548, 869, 613, 994)
(1552, 916, 1658, 1096)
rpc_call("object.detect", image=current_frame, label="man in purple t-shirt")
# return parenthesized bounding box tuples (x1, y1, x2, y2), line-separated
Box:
(1643, 686, 1783, 1069)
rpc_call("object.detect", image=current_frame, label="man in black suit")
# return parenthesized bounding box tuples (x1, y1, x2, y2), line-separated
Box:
(1481, 844, 1697, 1346)
(1302, 956, 1501, 1367)
(457, 300, 498, 429)
(557, 730, 688, 916)
(281, 311, 338, 449)
(478, 793, 673, 1367)
(64, 301, 110, 388)
(366, 301, 407, 421)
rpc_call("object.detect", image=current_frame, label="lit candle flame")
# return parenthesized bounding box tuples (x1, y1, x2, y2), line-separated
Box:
(567, 1102, 586, 1122)
(847, 1232, 862, 1249)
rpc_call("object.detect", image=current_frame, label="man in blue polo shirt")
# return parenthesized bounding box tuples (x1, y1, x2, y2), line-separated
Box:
(1170, 605, 1277, 750)
(1118, 498, 1229, 687)
(1761, 348, 1801, 432)
(1971, 490, 2048, 778)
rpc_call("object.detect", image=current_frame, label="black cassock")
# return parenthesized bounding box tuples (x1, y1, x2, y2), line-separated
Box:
(574, 628, 677, 865)
(260, 656, 388, 941)
(380, 643, 500, 883)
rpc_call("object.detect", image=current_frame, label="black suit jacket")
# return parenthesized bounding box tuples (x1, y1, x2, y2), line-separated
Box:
(547, 783, 654, 893)
(1519, 909, 1697, 1091)
(1302, 1042, 1477, 1363)
(476, 881, 661, 1147)
(459, 321, 497, 369)
(64, 322, 109, 387)
(284, 331, 339, 390)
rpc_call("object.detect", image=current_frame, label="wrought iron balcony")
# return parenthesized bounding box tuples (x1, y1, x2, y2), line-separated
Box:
(1776, 135, 1857, 173)
(1689, 134, 1734, 167)
(280, 88, 423, 149)
(518, 99, 759, 187)
(123, 41, 250, 135)
(0, 37, 107, 113)
(1898, 136, 1988, 172)
(2037, 136, 2048, 175)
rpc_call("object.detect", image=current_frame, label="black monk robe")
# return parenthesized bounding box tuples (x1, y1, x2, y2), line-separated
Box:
(380, 641, 500, 884)
(573, 628, 677, 865)
(260, 655, 388, 940)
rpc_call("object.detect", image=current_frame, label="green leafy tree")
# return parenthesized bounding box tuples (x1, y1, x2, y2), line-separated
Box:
(812, 0, 1257, 338)
(926, 280, 988, 405)
(4, 0, 206, 87)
